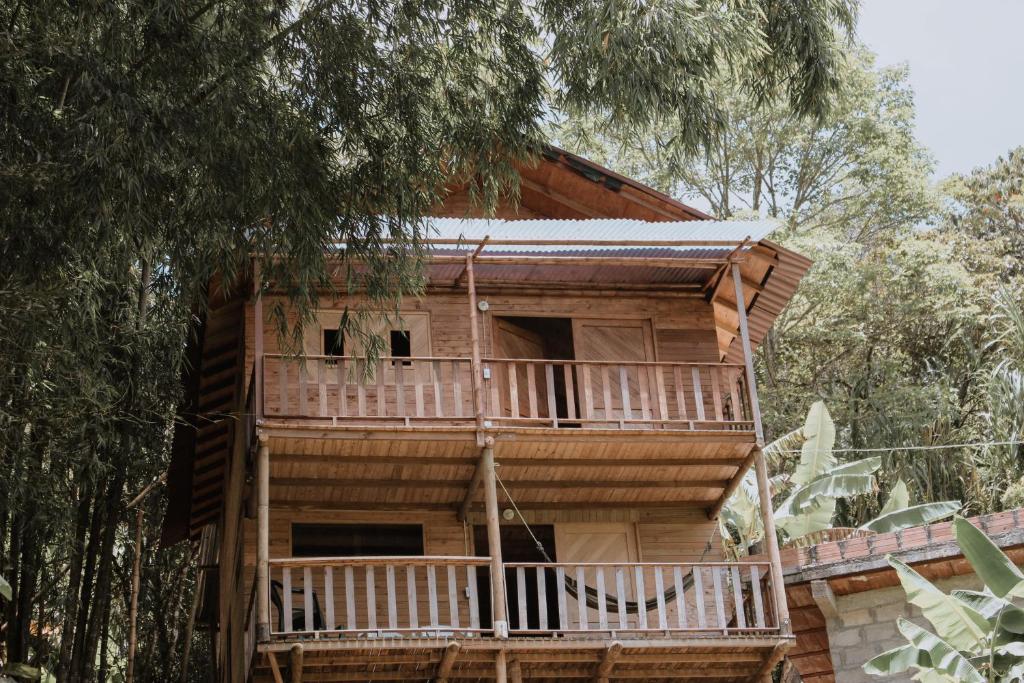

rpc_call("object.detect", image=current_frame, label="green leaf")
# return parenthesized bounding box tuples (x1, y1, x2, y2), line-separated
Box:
(861, 501, 961, 533)
(791, 401, 836, 486)
(0, 573, 10, 601)
(889, 557, 990, 650)
(951, 590, 1024, 634)
(954, 516, 1024, 599)
(897, 618, 985, 683)
(880, 479, 911, 516)
(864, 643, 932, 676)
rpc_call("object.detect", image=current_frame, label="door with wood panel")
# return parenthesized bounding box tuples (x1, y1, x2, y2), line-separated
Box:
(554, 523, 639, 629)
(571, 319, 656, 423)
(492, 317, 550, 419)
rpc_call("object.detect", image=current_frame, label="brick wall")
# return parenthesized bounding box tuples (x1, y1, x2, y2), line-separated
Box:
(823, 575, 981, 682)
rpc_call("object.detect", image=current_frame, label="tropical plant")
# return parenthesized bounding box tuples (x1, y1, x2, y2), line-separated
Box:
(720, 402, 960, 556)
(864, 516, 1024, 682)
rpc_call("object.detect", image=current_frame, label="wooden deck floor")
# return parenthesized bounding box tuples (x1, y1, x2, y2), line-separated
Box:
(253, 635, 792, 682)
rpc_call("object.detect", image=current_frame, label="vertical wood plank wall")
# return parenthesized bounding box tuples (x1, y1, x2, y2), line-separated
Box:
(244, 290, 722, 399)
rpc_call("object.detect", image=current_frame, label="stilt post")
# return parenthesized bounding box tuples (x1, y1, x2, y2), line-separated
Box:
(732, 262, 791, 634)
(481, 439, 508, 638)
(256, 436, 271, 640)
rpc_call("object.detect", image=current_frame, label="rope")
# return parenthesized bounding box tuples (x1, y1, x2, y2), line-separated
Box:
(493, 469, 696, 614)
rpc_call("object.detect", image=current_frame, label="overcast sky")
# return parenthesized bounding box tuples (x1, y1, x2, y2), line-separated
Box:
(857, 0, 1024, 179)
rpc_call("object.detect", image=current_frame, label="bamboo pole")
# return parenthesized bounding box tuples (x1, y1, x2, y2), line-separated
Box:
(253, 259, 265, 417)
(731, 262, 791, 634)
(495, 649, 508, 683)
(256, 437, 271, 640)
(465, 254, 486, 447)
(125, 507, 143, 683)
(481, 441, 508, 639)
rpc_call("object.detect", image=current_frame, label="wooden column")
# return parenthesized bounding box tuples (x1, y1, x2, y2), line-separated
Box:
(253, 258, 265, 418)
(256, 437, 271, 640)
(481, 441, 508, 639)
(731, 262, 791, 634)
(495, 649, 508, 683)
(466, 254, 486, 447)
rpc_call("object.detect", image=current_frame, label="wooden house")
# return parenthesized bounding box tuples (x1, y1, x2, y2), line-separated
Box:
(162, 147, 812, 682)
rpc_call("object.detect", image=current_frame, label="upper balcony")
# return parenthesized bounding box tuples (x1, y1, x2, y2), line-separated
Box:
(261, 353, 753, 432)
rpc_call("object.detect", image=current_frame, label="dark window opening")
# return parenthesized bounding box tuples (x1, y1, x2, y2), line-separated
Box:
(323, 329, 344, 356)
(292, 523, 424, 557)
(390, 329, 412, 364)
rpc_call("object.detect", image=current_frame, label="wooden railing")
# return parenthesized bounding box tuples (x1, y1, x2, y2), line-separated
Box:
(267, 556, 492, 637)
(482, 359, 751, 429)
(265, 558, 776, 640)
(503, 561, 776, 635)
(262, 355, 476, 423)
(261, 354, 751, 431)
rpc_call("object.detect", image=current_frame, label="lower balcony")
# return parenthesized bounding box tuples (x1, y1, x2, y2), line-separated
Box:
(251, 556, 787, 682)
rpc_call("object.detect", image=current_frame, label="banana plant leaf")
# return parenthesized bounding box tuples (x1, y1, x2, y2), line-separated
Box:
(791, 401, 836, 486)
(889, 557, 991, 650)
(879, 479, 910, 516)
(954, 516, 1024, 599)
(951, 590, 1024, 635)
(860, 501, 961, 534)
(0, 573, 10, 601)
(863, 620, 984, 682)
(900, 618, 985, 682)
(777, 457, 881, 516)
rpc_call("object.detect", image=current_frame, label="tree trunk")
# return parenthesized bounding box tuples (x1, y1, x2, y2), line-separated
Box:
(126, 507, 144, 683)
(80, 471, 125, 683)
(56, 484, 92, 681)
(179, 567, 203, 683)
(69, 481, 105, 683)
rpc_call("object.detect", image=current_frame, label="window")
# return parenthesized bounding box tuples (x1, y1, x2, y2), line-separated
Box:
(291, 523, 424, 557)
(390, 329, 412, 363)
(323, 329, 344, 356)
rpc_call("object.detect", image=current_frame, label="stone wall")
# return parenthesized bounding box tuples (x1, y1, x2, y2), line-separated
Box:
(824, 574, 981, 682)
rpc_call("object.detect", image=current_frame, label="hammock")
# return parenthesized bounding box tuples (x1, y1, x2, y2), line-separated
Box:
(495, 474, 704, 615)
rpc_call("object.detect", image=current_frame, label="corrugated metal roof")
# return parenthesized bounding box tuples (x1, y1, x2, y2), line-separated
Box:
(424, 218, 779, 252)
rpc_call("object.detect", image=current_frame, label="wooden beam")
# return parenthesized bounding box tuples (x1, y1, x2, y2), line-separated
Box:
(271, 499, 712, 511)
(288, 643, 304, 683)
(273, 477, 729, 490)
(436, 642, 461, 683)
(466, 253, 486, 446)
(266, 652, 284, 683)
(458, 448, 487, 522)
(748, 642, 790, 683)
(495, 648, 508, 683)
(707, 449, 758, 520)
(595, 641, 623, 683)
(482, 443, 509, 638)
(811, 579, 838, 620)
(509, 658, 523, 683)
(733, 262, 790, 636)
(256, 437, 270, 641)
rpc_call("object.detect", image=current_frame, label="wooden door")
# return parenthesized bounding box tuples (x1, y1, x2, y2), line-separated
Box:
(554, 523, 638, 564)
(571, 320, 655, 422)
(493, 318, 549, 419)
(554, 523, 639, 629)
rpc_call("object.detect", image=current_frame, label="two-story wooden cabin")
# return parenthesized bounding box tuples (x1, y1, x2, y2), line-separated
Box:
(162, 148, 811, 683)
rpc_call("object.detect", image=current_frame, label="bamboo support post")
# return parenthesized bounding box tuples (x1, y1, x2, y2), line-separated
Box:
(256, 437, 271, 640)
(465, 253, 486, 446)
(481, 442, 508, 638)
(495, 649, 508, 683)
(731, 262, 790, 634)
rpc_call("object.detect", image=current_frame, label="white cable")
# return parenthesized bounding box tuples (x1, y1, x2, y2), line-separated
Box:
(774, 439, 1024, 455)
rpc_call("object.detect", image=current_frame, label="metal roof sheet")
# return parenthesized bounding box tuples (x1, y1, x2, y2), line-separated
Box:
(424, 218, 779, 252)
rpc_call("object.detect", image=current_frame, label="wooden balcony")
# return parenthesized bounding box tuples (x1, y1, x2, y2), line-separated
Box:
(261, 354, 752, 432)
(255, 355, 758, 514)
(253, 557, 786, 682)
